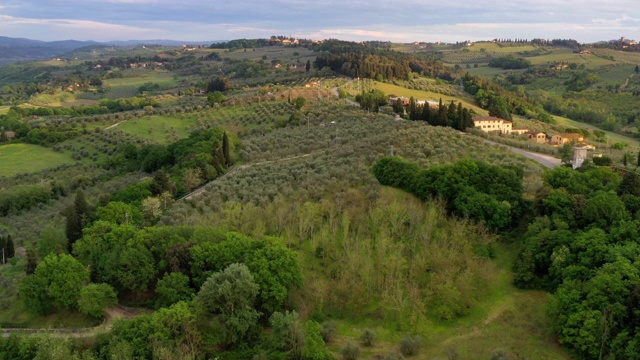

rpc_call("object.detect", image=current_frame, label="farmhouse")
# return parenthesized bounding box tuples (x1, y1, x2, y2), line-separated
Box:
(472, 116, 512, 134)
(416, 100, 440, 108)
(388, 97, 410, 106)
(512, 127, 529, 135)
(547, 133, 583, 145)
(526, 131, 547, 144)
(2, 131, 15, 141)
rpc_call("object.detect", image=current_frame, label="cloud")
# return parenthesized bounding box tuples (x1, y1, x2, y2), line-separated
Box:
(0, 15, 164, 41)
(1, 0, 639, 42)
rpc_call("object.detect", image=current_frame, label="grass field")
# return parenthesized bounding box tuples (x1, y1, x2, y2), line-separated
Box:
(103, 70, 177, 99)
(552, 115, 640, 148)
(0, 106, 8, 115)
(220, 46, 316, 64)
(327, 243, 570, 359)
(466, 42, 537, 53)
(372, 82, 487, 114)
(113, 115, 198, 143)
(0, 144, 75, 176)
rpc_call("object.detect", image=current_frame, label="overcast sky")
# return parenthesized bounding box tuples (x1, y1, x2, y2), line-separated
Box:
(0, 0, 638, 43)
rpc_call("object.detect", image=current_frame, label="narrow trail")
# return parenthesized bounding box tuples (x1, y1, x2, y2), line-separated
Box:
(103, 120, 127, 130)
(1, 305, 143, 338)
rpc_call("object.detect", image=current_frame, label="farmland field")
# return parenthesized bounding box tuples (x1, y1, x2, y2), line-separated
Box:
(103, 70, 177, 99)
(0, 143, 75, 176)
(552, 115, 640, 148)
(372, 82, 487, 114)
(112, 115, 199, 143)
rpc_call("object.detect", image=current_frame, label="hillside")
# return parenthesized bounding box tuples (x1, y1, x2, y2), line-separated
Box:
(0, 38, 639, 359)
(406, 40, 640, 144)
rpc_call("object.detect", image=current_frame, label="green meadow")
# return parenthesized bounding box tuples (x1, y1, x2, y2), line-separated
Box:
(0, 144, 75, 176)
(103, 70, 177, 99)
(112, 115, 198, 143)
(373, 82, 487, 114)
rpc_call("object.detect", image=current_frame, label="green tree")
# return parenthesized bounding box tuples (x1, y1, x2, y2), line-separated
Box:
(435, 98, 448, 126)
(294, 96, 306, 110)
(306, 59, 311, 72)
(206, 77, 231, 93)
(95, 201, 143, 226)
(620, 172, 640, 197)
(66, 190, 90, 252)
(37, 225, 67, 258)
(207, 91, 227, 106)
(151, 169, 173, 196)
(636, 64, 639, 74)
(78, 283, 117, 319)
(582, 190, 629, 229)
(19, 274, 50, 314)
(269, 310, 304, 356)
(246, 237, 302, 313)
(155, 272, 194, 308)
(25, 248, 38, 275)
(194, 263, 260, 345)
(21, 253, 90, 313)
(112, 243, 156, 293)
(222, 132, 232, 167)
(559, 143, 573, 164)
(5, 234, 13, 260)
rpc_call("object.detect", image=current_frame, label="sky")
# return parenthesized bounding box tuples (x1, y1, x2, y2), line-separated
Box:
(0, 0, 639, 43)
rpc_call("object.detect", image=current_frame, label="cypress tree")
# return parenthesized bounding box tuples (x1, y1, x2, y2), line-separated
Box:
(151, 170, 171, 196)
(436, 98, 448, 126)
(25, 248, 37, 275)
(66, 205, 82, 253)
(447, 101, 457, 127)
(408, 97, 418, 120)
(74, 189, 89, 223)
(0, 236, 5, 264)
(222, 132, 232, 167)
(306, 59, 311, 72)
(6, 234, 14, 259)
(421, 102, 431, 123)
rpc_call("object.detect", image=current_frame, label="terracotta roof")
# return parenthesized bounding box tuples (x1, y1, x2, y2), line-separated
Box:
(559, 133, 583, 138)
(472, 116, 502, 121)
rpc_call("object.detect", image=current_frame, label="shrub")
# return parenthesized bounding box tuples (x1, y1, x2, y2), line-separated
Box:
(491, 349, 510, 360)
(399, 334, 421, 356)
(359, 329, 375, 347)
(320, 320, 337, 343)
(384, 351, 405, 360)
(341, 342, 360, 360)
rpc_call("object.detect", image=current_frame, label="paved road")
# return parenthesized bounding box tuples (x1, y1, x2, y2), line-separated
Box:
(331, 79, 359, 107)
(484, 139, 562, 168)
(508, 147, 562, 168)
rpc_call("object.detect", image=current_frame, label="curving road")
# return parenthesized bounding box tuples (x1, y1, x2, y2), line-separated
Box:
(507, 146, 562, 168)
(484, 139, 562, 168)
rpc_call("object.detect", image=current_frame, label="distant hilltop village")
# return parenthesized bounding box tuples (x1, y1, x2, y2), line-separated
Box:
(403, 36, 638, 49)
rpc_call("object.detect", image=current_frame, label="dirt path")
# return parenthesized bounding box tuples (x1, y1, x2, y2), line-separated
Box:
(104, 120, 126, 130)
(1, 305, 143, 338)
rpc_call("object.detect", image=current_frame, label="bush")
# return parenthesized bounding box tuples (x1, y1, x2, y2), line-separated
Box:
(399, 334, 421, 356)
(592, 156, 612, 166)
(321, 320, 337, 343)
(359, 329, 375, 347)
(384, 351, 405, 360)
(491, 349, 510, 360)
(341, 341, 360, 360)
